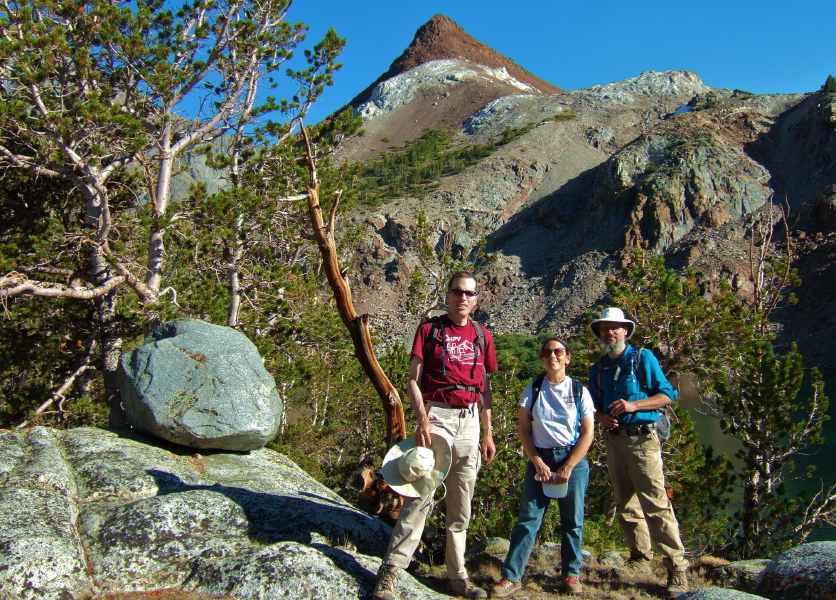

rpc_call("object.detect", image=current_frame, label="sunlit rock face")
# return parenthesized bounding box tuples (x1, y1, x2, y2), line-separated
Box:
(0, 426, 447, 600)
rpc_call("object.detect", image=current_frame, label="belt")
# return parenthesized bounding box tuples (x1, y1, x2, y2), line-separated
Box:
(537, 444, 575, 452)
(425, 401, 479, 411)
(610, 424, 654, 436)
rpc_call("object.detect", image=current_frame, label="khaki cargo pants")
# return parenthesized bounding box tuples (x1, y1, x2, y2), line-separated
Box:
(605, 429, 688, 572)
(383, 401, 481, 580)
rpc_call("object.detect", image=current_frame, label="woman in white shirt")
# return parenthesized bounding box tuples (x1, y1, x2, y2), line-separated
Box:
(492, 337, 595, 598)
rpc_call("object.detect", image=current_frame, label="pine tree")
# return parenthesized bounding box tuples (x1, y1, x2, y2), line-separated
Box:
(0, 0, 347, 425)
(603, 222, 835, 557)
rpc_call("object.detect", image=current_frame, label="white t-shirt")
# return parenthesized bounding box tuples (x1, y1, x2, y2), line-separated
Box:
(518, 377, 595, 448)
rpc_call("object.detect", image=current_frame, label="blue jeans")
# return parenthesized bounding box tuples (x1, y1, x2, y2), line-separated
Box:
(501, 446, 590, 580)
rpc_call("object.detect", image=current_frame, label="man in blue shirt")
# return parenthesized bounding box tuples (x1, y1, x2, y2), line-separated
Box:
(588, 308, 689, 599)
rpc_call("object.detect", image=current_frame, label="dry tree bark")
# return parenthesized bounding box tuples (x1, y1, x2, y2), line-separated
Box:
(300, 126, 406, 449)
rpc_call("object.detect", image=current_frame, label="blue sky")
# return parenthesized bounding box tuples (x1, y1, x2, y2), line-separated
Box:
(288, 0, 835, 124)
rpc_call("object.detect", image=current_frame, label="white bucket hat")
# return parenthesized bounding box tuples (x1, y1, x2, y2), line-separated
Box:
(590, 307, 636, 339)
(380, 434, 452, 498)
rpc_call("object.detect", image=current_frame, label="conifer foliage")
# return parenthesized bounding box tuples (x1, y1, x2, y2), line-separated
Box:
(0, 0, 349, 426)
(603, 207, 834, 558)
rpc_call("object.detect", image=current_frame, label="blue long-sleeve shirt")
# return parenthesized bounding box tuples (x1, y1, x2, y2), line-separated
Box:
(588, 345, 677, 425)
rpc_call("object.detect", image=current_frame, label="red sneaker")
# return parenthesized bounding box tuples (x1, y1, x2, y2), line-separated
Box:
(564, 576, 582, 595)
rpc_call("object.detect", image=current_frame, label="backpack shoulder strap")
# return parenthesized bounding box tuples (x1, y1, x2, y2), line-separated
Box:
(572, 377, 582, 402)
(422, 316, 446, 377)
(528, 373, 547, 420)
(424, 316, 444, 355)
(570, 377, 582, 442)
(427, 316, 443, 343)
(470, 319, 486, 354)
(632, 347, 669, 414)
(632, 347, 657, 399)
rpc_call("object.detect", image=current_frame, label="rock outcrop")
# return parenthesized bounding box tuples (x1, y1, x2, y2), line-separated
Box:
(343, 56, 836, 368)
(680, 590, 766, 600)
(589, 119, 772, 253)
(752, 541, 836, 600)
(118, 319, 282, 451)
(0, 426, 445, 600)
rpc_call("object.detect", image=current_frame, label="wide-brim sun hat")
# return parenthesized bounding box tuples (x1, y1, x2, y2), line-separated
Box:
(590, 307, 636, 339)
(381, 434, 452, 498)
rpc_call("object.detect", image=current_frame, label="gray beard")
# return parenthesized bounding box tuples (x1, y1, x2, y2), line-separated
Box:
(600, 339, 626, 355)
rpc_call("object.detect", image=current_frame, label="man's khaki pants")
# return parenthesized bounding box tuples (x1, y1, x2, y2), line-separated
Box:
(605, 430, 688, 572)
(383, 402, 481, 580)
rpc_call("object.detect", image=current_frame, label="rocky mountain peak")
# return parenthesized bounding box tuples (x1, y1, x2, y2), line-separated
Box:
(348, 14, 561, 108)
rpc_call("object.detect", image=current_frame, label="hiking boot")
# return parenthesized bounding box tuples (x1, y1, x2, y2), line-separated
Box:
(490, 579, 521, 598)
(564, 576, 583, 596)
(372, 564, 399, 600)
(612, 553, 654, 580)
(665, 570, 689, 598)
(449, 578, 488, 599)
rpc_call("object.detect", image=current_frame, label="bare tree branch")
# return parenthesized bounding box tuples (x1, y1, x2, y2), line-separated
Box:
(1, 274, 125, 299)
(301, 125, 406, 449)
(15, 337, 97, 429)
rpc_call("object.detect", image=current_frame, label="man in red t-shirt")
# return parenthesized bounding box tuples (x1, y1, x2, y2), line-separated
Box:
(373, 271, 497, 600)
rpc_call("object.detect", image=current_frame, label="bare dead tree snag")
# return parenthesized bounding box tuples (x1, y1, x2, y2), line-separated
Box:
(300, 126, 406, 449)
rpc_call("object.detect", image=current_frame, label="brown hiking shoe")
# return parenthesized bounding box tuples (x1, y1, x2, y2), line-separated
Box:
(372, 564, 399, 600)
(612, 553, 654, 580)
(666, 570, 689, 598)
(449, 578, 488, 599)
(564, 576, 583, 595)
(490, 579, 521, 598)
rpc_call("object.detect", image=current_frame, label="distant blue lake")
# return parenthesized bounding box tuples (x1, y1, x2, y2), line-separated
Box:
(677, 370, 836, 542)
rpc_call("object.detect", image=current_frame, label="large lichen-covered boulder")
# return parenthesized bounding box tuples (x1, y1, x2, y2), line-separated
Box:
(679, 590, 766, 600)
(0, 427, 446, 600)
(753, 541, 836, 600)
(118, 318, 282, 451)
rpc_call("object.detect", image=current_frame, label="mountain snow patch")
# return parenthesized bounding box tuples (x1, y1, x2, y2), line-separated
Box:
(356, 59, 539, 121)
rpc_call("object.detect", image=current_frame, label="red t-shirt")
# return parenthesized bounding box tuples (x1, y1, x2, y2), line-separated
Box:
(411, 315, 498, 407)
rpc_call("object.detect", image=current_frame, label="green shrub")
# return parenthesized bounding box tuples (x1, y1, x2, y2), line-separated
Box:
(343, 117, 575, 206)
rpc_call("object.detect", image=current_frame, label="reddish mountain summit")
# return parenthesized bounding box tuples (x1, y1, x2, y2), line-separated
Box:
(339, 15, 563, 158)
(348, 14, 562, 108)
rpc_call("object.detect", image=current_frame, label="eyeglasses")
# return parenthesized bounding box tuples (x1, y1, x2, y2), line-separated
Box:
(448, 288, 477, 298)
(542, 347, 567, 357)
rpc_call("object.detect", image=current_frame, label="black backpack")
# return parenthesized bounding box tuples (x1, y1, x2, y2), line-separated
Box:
(592, 348, 671, 443)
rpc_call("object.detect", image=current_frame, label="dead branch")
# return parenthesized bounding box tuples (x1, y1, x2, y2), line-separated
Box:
(0, 274, 125, 299)
(300, 125, 406, 449)
(16, 337, 97, 429)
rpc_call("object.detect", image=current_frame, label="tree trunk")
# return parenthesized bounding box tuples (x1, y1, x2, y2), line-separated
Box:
(227, 213, 244, 328)
(305, 182, 406, 449)
(90, 244, 128, 427)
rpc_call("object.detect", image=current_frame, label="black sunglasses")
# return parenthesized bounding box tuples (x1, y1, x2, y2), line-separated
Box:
(449, 288, 477, 298)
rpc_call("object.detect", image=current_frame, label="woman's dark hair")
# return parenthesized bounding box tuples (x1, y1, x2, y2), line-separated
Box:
(540, 336, 571, 357)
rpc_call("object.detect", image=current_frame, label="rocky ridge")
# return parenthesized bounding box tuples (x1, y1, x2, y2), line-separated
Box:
(341, 55, 836, 367)
(336, 15, 562, 160)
